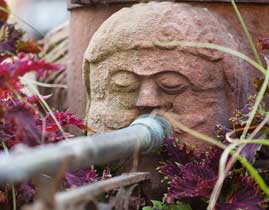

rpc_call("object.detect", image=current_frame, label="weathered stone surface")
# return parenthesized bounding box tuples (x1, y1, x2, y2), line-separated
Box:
(67, 1, 269, 121)
(67, 4, 127, 119)
(83, 2, 249, 153)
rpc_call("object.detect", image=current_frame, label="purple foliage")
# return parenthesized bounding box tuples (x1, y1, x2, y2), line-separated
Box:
(0, 3, 111, 208)
(166, 162, 217, 202)
(159, 137, 219, 203)
(241, 144, 262, 163)
(160, 137, 195, 164)
(64, 169, 98, 188)
(218, 177, 264, 210)
(159, 137, 265, 209)
(0, 21, 24, 55)
(4, 104, 41, 147)
(16, 183, 36, 206)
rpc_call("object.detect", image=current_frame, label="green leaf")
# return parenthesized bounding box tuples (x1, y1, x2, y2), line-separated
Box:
(152, 200, 164, 209)
(142, 207, 154, 210)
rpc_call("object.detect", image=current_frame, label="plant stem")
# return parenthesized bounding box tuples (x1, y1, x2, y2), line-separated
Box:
(241, 63, 269, 139)
(231, 0, 263, 66)
(11, 185, 16, 210)
(248, 112, 269, 139)
(21, 77, 66, 139)
(2, 142, 17, 210)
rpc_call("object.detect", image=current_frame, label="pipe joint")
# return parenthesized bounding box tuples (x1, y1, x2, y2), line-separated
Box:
(131, 115, 173, 153)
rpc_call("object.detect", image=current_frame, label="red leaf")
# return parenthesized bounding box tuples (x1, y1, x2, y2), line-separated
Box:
(0, 53, 63, 99)
(5, 105, 41, 147)
(26, 95, 51, 104)
(16, 41, 43, 54)
(37, 112, 86, 133)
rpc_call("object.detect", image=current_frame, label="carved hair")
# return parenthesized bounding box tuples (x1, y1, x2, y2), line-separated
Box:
(83, 2, 248, 114)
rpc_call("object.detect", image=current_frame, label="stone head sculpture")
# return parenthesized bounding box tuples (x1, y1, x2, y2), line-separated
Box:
(83, 2, 248, 153)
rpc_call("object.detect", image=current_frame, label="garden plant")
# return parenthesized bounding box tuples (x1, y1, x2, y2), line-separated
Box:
(0, 0, 269, 210)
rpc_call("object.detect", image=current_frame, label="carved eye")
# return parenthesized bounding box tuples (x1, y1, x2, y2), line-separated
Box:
(110, 71, 140, 92)
(155, 72, 189, 94)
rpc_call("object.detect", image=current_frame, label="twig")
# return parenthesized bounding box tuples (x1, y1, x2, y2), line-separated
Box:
(56, 172, 150, 209)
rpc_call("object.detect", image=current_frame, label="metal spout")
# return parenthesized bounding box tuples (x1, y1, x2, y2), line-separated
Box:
(0, 115, 172, 184)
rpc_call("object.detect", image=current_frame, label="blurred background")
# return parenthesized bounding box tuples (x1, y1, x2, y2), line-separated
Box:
(8, 0, 69, 39)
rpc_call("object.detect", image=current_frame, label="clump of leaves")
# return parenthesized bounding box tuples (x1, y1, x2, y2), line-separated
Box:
(157, 137, 265, 210)
(217, 177, 263, 210)
(156, 98, 269, 210)
(0, 1, 109, 209)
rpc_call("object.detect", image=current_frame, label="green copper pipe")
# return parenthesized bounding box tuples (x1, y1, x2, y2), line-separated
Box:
(0, 115, 172, 184)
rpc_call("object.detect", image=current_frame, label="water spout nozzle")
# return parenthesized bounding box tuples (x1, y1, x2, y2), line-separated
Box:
(131, 114, 173, 153)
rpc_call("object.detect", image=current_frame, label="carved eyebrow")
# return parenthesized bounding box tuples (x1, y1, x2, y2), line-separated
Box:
(89, 39, 224, 64)
(97, 52, 223, 87)
(104, 58, 134, 73)
(153, 41, 224, 61)
(194, 49, 223, 62)
(110, 68, 133, 73)
(110, 70, 137, 79)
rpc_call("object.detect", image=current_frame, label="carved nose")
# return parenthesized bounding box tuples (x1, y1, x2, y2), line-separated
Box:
(136, 79, 162, 109)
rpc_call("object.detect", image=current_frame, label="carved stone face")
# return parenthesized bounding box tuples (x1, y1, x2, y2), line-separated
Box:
(84, 2, 248, 152)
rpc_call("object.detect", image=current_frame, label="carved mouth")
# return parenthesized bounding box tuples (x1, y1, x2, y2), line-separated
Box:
(104, 110, 207, 136)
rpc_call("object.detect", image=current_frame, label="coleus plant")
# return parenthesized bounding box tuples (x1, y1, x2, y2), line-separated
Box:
(157, 99, 269, 210)
(0, 1, 109, 209)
